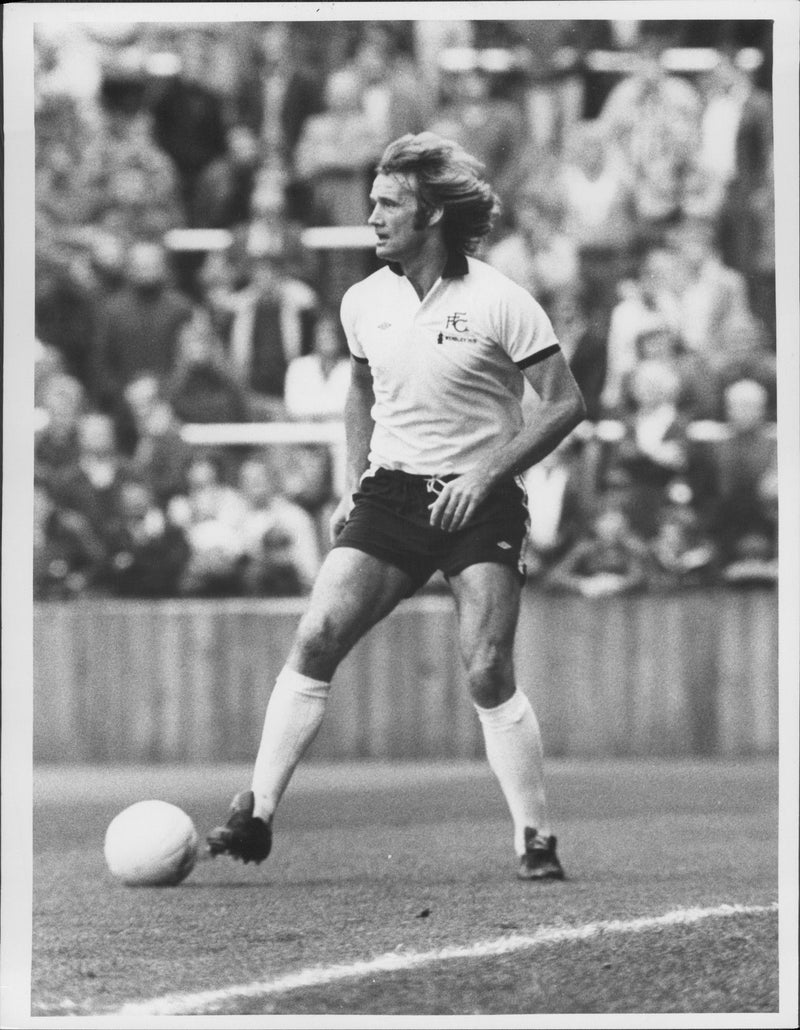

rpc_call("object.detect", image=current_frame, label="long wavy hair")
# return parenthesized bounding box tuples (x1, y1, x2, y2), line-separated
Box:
(376, 132, 500, 255)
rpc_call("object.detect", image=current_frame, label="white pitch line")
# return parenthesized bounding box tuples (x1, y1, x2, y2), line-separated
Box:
(109, 902, 777, 1018)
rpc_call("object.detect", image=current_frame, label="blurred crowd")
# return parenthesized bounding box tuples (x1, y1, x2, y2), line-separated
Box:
(33, 19, 778, 600)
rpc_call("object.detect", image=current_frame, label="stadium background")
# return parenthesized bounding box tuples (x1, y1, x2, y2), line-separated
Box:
(10, 10, 794, 1023)
(32, 15, 778, 763)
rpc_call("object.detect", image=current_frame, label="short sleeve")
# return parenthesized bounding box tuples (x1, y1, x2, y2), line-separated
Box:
(493, 278, 561, 370)
(340, 287, 368, 363)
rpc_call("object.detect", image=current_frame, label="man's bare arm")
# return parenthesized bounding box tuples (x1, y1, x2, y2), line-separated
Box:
(505, 350, 587, 476)
(329, 358, 375, 542)
(428, 351, 586, 532)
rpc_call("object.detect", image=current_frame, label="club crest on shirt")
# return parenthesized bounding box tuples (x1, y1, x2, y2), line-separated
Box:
(437, 312, 477, 345)
(445, 312, 469, 333)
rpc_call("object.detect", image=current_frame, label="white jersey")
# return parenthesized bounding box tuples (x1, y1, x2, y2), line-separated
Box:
(340, 253, 561, 476)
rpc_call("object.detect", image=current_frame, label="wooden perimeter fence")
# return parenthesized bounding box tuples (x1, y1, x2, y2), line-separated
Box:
(33, 588, 778, 763)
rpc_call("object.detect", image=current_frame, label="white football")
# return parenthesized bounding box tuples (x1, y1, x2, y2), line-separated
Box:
(104, 800, 199, 887)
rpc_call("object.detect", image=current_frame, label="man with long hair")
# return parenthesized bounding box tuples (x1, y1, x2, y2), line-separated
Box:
(208, 133, 586, 880)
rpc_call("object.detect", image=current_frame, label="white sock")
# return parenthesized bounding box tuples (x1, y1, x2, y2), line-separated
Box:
(474, 689, 550, 856)
(250, 666, 330, 822)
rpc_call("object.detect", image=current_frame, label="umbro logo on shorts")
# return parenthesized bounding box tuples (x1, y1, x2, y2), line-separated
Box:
(497, 541, 512, 550)
(377, 321, 392, 330)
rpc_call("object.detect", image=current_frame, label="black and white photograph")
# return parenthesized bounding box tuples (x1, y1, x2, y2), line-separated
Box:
(2, 1, 798, 1025)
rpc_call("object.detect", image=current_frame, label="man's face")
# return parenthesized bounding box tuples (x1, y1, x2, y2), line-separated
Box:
(128, 244, 166, 289)
(638, 328, 675, 361)
(239, 461, 273, 506)
(641, 249, 677, 300)
(456, 70, 489, 102)
(356, 43, 384, 86)
(368, 174, 431, 264)
(44, 377, 82, 427)
(125, 377, 159, 424)
(676, 231, 710, 273)
(179, 32, 207, 83)
(79, 416, 115, 458)
(516, 191, 560, 241)
(188, 460, 217, 493)
(725, 383, 767, 431)
(120, 482, 152, 522)
(34, 484, 54, 528)
(595, 510, 627, 543)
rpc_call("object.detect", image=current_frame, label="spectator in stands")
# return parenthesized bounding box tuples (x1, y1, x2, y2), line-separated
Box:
(701, 50, 775, 333)
(280, 444, 337, 531)
(546, 497, 649, 598)
(618, 323, 718, 422)
(88, 230, 128, 299)
(598, 24, 703, 240)
(150, 29, 229, 226)
(73, 52, 183, 239)
(34, 232, 130, 401)
(92, 241, 194, 415)
(168, 452, 248, 597)
(124, 373, 193, 507)
(103, 475, 190, 598)
(245, 173, 314, 291)
(487, 177, 579, 307)
(225, 226, 318, 420)
(346, 29, 432, 149)
(560, 119, 639, 330)
(706, 379, 778, 584)
(283, 310, 350, 421)
(35, 373, 85, 486)
(193, 125, 261, 229)
(35, 103, 86, 231)
(513, 20, 586, 151)
(34, 339, 66, 408)
(522, 427, 595, 580)
(294, 68, 383, 230)
(607, 359, 691, 540)
(48, 412, 129, 545)
(255, 23, 326, 174)
(665, 220, 776, 415)
(196, 246, 241, 344)
(34, 247, 97, 394)
(722, 149, 775, 343)
(33, 476, 105, 600)
(648, 489, 718, 591)
(601, 247, 682, 414)
(697, 50, 768, 200)
(547, 283, 608, 422)
(104, 158, 184, 243)
(249, 164, 289, 223)
(236, 453, 322, 596)
(714, 308, 777, 422)
(168, 309, 250, 425)
(429, 62, 522, 210)
(667, 217, 758, 377)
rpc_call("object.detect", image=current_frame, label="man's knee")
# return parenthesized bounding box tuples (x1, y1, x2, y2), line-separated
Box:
(289, 608, 351, 679)
(464, 638, 515, 707)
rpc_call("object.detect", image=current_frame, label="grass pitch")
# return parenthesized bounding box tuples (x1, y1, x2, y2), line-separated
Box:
(29, 759, 780, 1021)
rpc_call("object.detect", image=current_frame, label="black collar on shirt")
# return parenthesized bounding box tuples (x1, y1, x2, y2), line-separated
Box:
(387, 251, 469, 280)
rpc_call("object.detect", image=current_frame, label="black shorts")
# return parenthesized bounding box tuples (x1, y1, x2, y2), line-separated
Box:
(333, 467, 529, 593)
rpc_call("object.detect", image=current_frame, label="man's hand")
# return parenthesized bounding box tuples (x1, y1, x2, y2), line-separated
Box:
(329, 493, 354, 545)
(427, 472, 492, 533)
